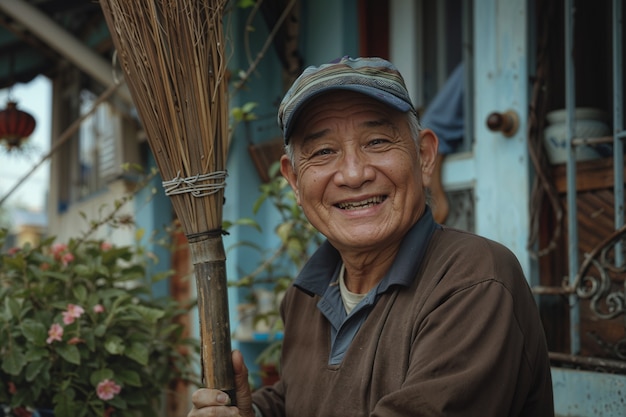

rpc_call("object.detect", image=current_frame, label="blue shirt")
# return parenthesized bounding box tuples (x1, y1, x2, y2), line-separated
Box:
(421, 63, 465, 154)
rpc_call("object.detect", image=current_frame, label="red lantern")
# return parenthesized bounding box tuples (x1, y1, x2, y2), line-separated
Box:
(0, 101, 37, 150)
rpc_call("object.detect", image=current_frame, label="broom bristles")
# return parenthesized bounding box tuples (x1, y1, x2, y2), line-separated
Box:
(100, 0, 236, 393)
(100, 0, 229, 238)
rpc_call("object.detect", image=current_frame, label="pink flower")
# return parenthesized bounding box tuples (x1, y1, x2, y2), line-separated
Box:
(96, 379, 122, 401)
(62, 304, 85, 324)
(50, 243, 74, 266)
(93, 304, 105, 313)
(46, 323, 63, 344)
(51, 243, 67, 258)
(100, 242, 113, 251)
(62, 312, 74, 324)
(7, 247, 20, 255)
(68, 337, 84, 345)
(61, 252, 74, 266)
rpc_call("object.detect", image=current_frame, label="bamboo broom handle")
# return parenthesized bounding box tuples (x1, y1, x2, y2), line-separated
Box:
(187, 234, 236, 402)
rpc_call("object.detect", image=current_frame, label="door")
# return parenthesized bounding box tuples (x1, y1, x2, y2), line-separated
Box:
(388, 1, 626, 416)
(389, 0, 534, 277)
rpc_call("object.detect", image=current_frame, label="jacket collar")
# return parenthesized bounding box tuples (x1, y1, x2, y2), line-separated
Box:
(295, 206, 439, 297)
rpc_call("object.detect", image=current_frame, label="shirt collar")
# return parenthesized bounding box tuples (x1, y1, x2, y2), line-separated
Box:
(295, 206, 439, 297)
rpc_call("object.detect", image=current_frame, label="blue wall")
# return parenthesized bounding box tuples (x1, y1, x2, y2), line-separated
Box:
(223, 3, 291, 384)
(134, 152, 173, 299)
(552, 368, 626, 416)
(300, 0, 359, 65)
(222, 0, 359, 384)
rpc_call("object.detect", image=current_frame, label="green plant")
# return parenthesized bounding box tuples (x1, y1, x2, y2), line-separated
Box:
(227, 164, 323, 368)
(0, 229, 201, 417)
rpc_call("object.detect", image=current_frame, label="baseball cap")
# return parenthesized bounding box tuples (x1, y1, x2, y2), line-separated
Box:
(278, 56, 415, 143)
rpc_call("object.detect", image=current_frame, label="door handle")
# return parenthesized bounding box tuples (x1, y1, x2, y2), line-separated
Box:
(486, 110, 519, 137)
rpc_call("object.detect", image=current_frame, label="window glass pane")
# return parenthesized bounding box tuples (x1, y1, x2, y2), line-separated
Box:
(79, 90, 98, 197)
(78, 90, 118, 197)
(419, 0, 471, 155)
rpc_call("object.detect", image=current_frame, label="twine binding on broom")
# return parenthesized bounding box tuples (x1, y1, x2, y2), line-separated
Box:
(162, 170, 228, 197)
(186, 228, 228, 242)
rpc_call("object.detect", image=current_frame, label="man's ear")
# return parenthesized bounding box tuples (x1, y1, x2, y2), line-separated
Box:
(418, 128, 439, 187)
(280, 154, 301, 205)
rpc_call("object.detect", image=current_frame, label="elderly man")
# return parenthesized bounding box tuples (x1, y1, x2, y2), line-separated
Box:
(189, 56, 554, 417)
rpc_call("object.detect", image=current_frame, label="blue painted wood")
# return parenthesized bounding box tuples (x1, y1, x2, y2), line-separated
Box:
(552, 367, 626, 417)
(472, 0, 532, 278)
(300, 0, 359, 65)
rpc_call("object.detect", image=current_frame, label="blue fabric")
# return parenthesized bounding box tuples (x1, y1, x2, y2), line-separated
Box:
(421, 63, 465, 155)
(317, 283, 372, 365)
(294, 206, 440, 364)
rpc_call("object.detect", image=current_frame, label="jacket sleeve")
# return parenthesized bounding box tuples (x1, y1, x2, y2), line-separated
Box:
(251, 380, 286, 417)
(371, 280, 540, 417)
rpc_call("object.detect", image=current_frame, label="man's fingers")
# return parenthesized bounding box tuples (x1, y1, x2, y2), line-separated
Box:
(231, 350, 256, 417)
(187, 352, 254, 417)
(191, 387, 231, 407)
(232, 350, 249, 381)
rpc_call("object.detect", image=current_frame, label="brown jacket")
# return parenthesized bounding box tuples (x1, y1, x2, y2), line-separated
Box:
(252, 225, 554, 417)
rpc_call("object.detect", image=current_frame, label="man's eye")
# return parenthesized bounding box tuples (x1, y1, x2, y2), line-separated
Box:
(368, 138, 389, 146)
(313, 148, 333, 156)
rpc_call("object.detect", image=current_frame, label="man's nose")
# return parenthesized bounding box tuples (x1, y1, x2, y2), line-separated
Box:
(334, 149, 375, 187)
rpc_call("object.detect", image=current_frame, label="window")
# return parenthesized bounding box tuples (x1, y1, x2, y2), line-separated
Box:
(382, 0, 473, 155)
(418, 0, 473, 155)
(78, 90, 123, 197)
(54, 82, 140, 213)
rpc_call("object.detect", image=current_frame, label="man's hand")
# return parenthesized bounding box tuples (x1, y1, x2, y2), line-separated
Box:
(188, 350, 255, 417)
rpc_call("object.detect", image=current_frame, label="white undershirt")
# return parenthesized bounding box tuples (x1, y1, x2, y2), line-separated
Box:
(338, 263, 367, 314)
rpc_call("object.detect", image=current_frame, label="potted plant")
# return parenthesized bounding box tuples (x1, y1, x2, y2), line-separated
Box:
(228, 164, 323, 384)
(0, 229, 201, 417)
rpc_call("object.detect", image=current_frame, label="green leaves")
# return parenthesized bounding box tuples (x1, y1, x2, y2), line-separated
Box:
(103, 334, 150, 366)
(2, 346, 26, 375)
(90, 368, 114, 386)
(236, 0, 257, 9)
(55, 343, 81, 365)
(72, 285, 88, 303)
(22, 319, 47, 345)
(4, 296, 21, 319)
(53, 390, 84, 417)
(231, 101, 259, 122)
(25, 359, 48, 381)
(125, 342, 149, 366)
(225, 168, 323, 369)
(131, 305, 165, 323)
(104, 335, 125, 355)
(0, 232, 202, 416)
(116, 369, 141, 387)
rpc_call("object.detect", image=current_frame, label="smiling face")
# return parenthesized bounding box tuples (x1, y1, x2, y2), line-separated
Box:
(280, 91, 437, 256)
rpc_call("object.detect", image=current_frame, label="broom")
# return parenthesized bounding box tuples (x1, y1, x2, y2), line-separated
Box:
(99, 0, 235, 398)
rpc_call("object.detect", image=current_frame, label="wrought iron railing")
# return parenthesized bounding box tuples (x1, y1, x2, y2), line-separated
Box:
(532, 0, 625, 372)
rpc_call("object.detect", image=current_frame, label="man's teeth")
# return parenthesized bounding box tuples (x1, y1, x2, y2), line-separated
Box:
(337, 196, 384, 210)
